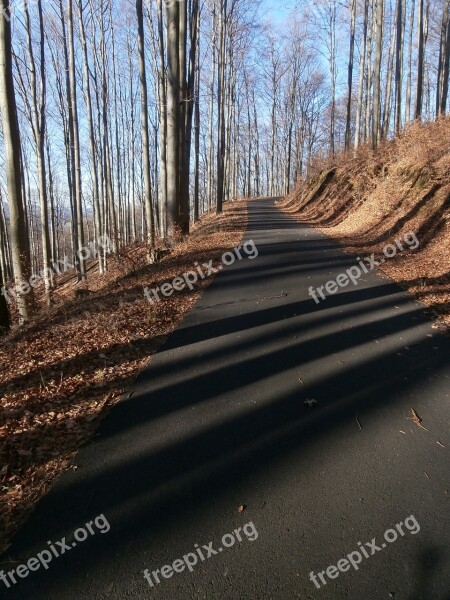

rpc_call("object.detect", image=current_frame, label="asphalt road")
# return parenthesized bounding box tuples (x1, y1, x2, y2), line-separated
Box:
(2, 198, 450, 600)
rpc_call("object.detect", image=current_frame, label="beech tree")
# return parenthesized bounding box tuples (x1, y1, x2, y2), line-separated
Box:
(0, 0, 34, 322)
(437, 0, 450, 115)
(372, 0, 384, 148)
(136, 0, 155, 258)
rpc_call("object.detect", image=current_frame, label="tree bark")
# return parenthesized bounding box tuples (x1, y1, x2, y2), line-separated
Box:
(136, 0, 155, 258)
(164, 0, 181, 235)
(24, 0, 52, 302)
(415, 0, 425, 120)
(216, 0, 227, 213)
(395, 0, 405, 133)
(0, 0, 34, 322)
(355, 0, 369, 151)
(345, 0, 356, 150)
(437, 0, 450, 116)
(372, 0, 384, 148)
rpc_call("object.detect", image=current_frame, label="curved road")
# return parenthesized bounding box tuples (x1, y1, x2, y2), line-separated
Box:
(3, 198, 450, 599)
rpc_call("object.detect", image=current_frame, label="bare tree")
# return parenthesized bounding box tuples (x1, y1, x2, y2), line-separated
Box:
(164, 0, 181, 233)
(136, 0, 155, 258)
(372, 0, 384, 147)
(394, 0, 406, 133)
(0, 0, 34, 322)
(437, 0, 450, 116)
(0, 260, 9, 334)
(68, 0, 86, 279)
(355, 0, 369, 151)
(415, 0, 425, 119)
(23, 0, 52, 302)
(345, 0, 357, 150)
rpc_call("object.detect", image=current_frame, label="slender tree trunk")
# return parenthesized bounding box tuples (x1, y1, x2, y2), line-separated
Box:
(345, 0, 357, 150)
(0, 258, 9, 333)
(178, 0, 189, 234)
(437, 0, 450, 116)
(0, 0, 34, 322)
(207, 3, 216, 211)
(394, 0, 405, 133)
(156, 0, 168, 239)
(355, 0, 369, 151)
(68, 0, 86, 280)
(216, 0, 227, 213)
(24, 0, 52, 302)
(253, 89, 260, 196)
(193, 6, 201, 222)
(165, 0, 181, 235)
(46, 139, 57, 265)
(330, 0, 337, 154)
(415, 0, 425, 120)
(79, 0, 104, 272)
(372, 0, 384, 148)
(406, 0, 415, 122)
(382, 4, 397, 138)
(364, 0, 375, 142)
(136, 0, 155, 258)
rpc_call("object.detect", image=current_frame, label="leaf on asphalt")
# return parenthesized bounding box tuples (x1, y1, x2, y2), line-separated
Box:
(237, 504, 246, 513)
(304, 399, 318, 408)
(408, 408, 429, 431)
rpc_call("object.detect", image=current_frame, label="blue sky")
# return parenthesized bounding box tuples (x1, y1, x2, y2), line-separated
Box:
(259, 0, 297, 24)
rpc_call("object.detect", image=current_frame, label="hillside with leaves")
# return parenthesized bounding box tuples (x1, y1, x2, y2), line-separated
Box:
(279, 118, 450, 332)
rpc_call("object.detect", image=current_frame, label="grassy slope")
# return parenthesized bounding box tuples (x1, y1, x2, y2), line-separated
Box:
(278, 118, 450, 332)
(0, 200, 248, 554)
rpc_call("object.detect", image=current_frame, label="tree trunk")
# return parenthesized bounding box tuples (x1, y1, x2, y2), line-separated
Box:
(24, 0, 52, 302)
(0, 259, 9, 334)
(437, 0, 450, 116)
(136, 0, 155, 258)
(164, 0, 181, 235)
(68, 0, 86, 280)
(405, 0, 415, 122)
(355, 0, 369, 151)
(0, 0, 34, 322)
(415, 0, 425, 120)
(193, 5, 201, 222)
(394, 0, 405, 133)
(207, 2, 216, 211)
(216, 0, 227, 213)
(345, 0, 357, 150)
(372, 0, 384, 148)
(382, 5, 397, 138)
(78, 0, 104, 272)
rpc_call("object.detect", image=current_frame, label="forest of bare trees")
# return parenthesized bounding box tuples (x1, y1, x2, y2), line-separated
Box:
(0, 0, 449, 331)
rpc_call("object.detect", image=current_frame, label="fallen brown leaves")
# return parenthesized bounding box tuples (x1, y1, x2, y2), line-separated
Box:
(0, 200, 248, 555)
(408, 408, 428, 431)
(278, 117, 450, 333)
